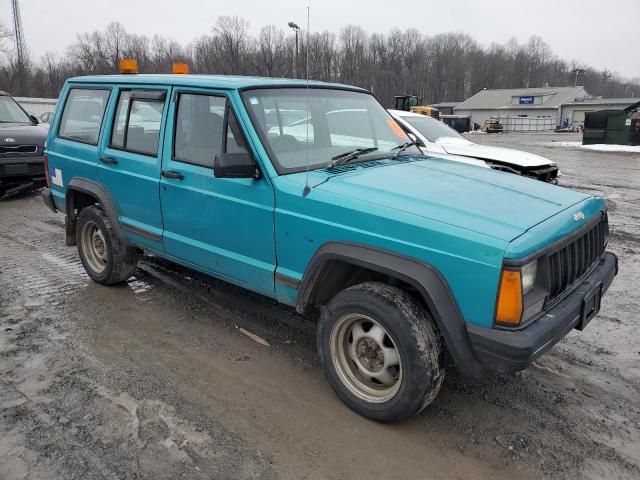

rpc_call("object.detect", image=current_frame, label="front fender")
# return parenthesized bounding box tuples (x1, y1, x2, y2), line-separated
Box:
(297, 242, 484, 379)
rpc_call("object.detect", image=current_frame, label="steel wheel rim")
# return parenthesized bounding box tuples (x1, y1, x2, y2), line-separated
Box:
(330, 313, 403, 403)
(81, 220, 107, 274)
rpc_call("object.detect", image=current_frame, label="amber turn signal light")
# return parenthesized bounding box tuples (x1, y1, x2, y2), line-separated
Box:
(119, 59, 138, 74)
(495, 269, 523, 326)
(172, 63, 189, 74)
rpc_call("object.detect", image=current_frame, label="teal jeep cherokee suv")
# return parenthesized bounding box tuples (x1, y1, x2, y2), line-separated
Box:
(42, 72, 618, 422)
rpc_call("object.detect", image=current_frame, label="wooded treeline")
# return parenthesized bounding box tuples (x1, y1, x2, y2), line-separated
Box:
(1, 17, 638, 106)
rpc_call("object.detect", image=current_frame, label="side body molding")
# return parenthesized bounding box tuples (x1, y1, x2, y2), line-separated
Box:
(296, 242, 483, 379)
(65, 177, 129, 247)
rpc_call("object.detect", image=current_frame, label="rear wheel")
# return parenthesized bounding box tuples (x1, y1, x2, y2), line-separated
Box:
(76, 205, 138, 285)
(318, 282, 444, 422)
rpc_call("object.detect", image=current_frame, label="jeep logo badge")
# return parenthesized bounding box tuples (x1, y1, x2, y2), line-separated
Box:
(4, 137, 15, 143)
(573, 211, 585, 222)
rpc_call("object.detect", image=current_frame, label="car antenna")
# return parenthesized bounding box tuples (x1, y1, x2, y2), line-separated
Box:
(302, 4, 311, 197)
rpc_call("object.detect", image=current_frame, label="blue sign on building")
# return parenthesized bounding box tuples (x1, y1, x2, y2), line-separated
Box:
(519, 96, 535, 105)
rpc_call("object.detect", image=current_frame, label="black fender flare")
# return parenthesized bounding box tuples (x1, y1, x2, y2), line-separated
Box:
(296, 242, 483, 378)
(65, 177, 128, 247)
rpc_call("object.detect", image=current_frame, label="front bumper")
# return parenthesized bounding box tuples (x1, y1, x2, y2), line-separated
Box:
(467, 251, 618, 374)
(0, 155, 45, 182)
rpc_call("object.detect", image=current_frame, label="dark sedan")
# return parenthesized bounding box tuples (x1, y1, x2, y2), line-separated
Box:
(0, 91, 48, 198)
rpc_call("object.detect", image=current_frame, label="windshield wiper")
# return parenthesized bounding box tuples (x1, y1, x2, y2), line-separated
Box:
(326, 147, 378, 169)
(391, 141, 418, 157)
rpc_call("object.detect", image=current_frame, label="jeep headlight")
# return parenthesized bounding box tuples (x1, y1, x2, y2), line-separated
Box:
(521, 260, 537, 295)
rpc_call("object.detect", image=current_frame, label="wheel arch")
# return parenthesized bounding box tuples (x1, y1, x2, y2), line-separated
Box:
(65, 177, 127, 247)
(296, 242, 483, 378)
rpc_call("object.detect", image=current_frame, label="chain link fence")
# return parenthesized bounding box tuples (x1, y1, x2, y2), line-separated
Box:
(494, 116, 558, 132)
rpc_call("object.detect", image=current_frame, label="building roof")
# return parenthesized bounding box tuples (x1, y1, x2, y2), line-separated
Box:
(68, 74, 366, 92)
(429, 102, 459, 108)
(455, 86, 587, 110)
(563, 97, 638, 107)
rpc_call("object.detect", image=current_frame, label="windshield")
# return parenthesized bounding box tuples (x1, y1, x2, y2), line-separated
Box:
(0, 96, 32, 124)
(403, 115, 467, 144)
(243, 88, 420, 173)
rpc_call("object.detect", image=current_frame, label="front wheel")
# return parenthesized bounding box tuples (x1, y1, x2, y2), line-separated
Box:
(317, 282, 445, 422)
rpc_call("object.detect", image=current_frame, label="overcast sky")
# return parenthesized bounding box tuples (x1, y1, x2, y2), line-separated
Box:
(15, 0, 640, 79)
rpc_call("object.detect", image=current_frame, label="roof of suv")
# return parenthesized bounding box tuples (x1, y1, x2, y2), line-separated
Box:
(69, 74, 367, 92)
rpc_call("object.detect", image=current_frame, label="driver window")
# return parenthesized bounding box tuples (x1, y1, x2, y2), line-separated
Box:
(174, 94, 226, 167)
(174, 93, 250, 167)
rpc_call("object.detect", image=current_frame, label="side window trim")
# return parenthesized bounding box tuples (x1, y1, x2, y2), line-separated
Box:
(222, 100, 230, 155)
(108, 87, 168, 158)
(56, 85, 112, 146)
(225, 103, 251, 154)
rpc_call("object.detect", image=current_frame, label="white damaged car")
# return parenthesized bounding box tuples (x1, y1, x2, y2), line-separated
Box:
(390, 109, 560, 183)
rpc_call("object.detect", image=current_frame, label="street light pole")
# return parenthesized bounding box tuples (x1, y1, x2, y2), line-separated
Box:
(288, 21, 300, 78)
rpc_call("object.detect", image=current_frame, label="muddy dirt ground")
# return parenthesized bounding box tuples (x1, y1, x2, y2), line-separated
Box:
(1, 132, 639, 480)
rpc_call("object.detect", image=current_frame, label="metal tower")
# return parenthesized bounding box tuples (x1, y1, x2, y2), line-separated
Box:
(11, 0, 26, 66)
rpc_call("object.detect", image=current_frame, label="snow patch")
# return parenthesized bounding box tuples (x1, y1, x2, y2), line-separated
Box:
(552, 141, 640, 153)
(127, 278, 153, 295)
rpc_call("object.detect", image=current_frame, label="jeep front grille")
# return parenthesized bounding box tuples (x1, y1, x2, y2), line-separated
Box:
(0, 144, 38, 155)
(547, 214, 607, 300)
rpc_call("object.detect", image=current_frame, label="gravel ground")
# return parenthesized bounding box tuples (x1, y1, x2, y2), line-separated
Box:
(1, 132, 639, 480)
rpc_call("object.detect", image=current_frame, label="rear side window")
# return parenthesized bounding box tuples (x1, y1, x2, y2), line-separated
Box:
(173, 93, 249, 167)
(110, 90, 165, 156)
(58, 88, 110, 145)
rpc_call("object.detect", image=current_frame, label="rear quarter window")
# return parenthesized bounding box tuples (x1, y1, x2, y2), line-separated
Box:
(58, 88, 111, 145)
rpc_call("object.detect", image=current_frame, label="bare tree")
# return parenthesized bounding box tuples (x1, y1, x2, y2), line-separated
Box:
(254, 25, 286, 76)
(1, 17, 638, 102)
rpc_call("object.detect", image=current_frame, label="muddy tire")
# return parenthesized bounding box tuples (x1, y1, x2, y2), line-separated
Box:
(317, 282, 444, 422)
(76, 205, 138, 285)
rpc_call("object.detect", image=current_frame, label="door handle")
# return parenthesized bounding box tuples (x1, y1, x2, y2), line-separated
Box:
(161, 170, 184, 180)
(100, 156, 118, 165)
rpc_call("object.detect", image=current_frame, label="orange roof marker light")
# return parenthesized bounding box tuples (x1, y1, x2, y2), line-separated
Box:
(172, 63, 189, 74)
(119, 59, 138, 74)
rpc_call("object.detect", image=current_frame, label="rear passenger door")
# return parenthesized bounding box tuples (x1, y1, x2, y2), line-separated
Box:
(98, 86, 170, 252)
(159, 90, 276, 296)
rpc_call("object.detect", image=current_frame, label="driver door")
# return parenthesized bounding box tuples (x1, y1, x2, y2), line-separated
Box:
(159, 89, 276, 296)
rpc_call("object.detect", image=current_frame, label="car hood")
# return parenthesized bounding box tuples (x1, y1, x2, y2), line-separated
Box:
(440, 142, 553, 168)
(313, 156, 588, 242)
(0, 123, 48, 145)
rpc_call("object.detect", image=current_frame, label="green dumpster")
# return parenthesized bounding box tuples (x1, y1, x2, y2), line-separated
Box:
(583, 100, 640, 146)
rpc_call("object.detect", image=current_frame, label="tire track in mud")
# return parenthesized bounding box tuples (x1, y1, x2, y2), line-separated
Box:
(0, 204, 273, 480)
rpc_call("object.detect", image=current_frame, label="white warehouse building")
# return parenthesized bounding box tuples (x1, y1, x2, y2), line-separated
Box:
(453, 86, 589, 131)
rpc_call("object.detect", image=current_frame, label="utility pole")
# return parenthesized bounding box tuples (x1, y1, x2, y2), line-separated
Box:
(572, 68, 585, 87)
(11, 0, 26, 68)
(288, 21, 300, 78)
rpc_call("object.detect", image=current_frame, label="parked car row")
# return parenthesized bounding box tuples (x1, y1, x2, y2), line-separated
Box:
(40, 71, 617, 422)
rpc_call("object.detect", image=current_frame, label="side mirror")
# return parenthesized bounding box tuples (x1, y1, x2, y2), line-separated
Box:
(29, 114, 39, 125)
(214, 153, 261, 179)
